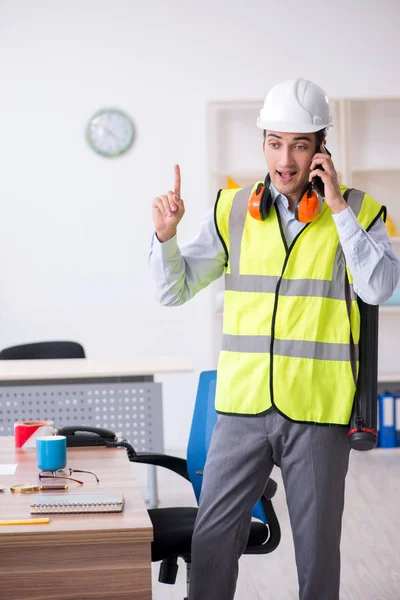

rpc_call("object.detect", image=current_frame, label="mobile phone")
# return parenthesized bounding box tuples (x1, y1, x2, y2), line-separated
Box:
(312, 145, 331, 197)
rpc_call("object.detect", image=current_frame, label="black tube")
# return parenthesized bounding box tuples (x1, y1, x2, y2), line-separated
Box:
(348, 299, 379, 450)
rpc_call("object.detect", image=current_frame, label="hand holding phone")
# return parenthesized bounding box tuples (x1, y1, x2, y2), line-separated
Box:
(309, 145, 347, 214)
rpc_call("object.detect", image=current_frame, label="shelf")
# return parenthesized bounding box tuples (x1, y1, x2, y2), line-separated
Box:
(351, 167, 400, 174)
(380, 305, 400, 313)
(378, 373, 400, 382)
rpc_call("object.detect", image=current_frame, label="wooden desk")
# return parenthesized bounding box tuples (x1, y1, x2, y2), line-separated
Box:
(0, 437, 153, 600)
(0, 357, 193, 508)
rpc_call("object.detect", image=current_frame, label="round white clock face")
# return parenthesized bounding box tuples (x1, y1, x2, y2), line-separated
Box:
(86, 108, 135, 157)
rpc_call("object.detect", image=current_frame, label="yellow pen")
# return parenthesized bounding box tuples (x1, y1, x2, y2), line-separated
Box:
(0, 518, 50, 525)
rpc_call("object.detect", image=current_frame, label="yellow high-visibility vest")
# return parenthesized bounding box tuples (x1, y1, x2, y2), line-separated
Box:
(214, 184, 385, 425)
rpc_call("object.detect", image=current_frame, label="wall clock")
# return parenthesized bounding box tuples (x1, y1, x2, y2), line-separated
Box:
(86, 108, 135, 157)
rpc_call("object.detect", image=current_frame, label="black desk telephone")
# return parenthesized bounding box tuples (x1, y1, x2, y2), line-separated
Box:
(57, 425, 136, 459)
(58, 425, 118, 447)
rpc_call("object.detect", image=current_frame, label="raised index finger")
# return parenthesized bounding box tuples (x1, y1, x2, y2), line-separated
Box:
(174, 164, 181, 198)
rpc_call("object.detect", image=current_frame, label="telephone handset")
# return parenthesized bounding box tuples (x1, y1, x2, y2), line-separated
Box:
(57, 425, 137, 460)
(57, 425, 117, 447)
(311, 144, 332, 198)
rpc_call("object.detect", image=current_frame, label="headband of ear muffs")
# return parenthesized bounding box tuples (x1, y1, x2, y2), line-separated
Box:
(248, 173, 320, 223)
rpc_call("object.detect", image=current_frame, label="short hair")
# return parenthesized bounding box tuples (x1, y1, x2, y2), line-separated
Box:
(263, 128, 327, 150)
(315, 128, 327, 148)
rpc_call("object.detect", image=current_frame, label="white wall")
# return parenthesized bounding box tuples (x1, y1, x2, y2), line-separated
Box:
(0, 0, 399, 450)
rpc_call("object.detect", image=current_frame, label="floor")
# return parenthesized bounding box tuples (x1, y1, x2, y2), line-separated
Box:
(132, 447, 400, 600)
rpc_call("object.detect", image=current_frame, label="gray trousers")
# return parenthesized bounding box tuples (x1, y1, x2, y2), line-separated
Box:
(189, 408, 350, 600)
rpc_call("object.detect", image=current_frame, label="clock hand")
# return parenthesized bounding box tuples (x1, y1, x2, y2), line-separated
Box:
(103, 127, 117, 139)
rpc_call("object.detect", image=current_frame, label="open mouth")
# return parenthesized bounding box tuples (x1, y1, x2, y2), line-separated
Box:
(277, 171, 297, 183)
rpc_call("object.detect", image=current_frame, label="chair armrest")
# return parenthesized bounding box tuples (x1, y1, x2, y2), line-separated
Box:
(130, 452, 190, 481)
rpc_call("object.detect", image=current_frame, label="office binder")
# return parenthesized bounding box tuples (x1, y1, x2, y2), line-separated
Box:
(376, 398, 380, 448)
(396, 395, 400, 447)
(378, 393, 396, 448)
(30, 493, 124, 514)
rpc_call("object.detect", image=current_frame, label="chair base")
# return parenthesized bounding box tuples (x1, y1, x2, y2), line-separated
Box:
(159, 556, 179, 584)
(158, 555, 191, 599)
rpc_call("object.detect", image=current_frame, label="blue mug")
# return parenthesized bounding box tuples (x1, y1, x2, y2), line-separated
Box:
(36, 435, 67, 472)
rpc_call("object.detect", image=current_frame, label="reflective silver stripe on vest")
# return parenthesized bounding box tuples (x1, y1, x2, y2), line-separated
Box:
(348, 190, 365, 301)
(228, 185, 253, 275)
(222, 334, 358, 361)
(332, 244, 347, 289)
(226, 274, 352, 300)
(332, 188, 364, 300)
(225, 274, 279, 293)
(274, 339, 359, 361)
(222, 334, 271, 353)
(279, 278, 352, 300)
(345, 188, 364, 218)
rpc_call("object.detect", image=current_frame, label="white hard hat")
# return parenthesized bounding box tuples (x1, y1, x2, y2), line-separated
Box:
(257, 78, 333, 133)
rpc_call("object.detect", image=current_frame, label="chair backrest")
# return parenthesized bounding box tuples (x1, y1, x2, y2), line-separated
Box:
(0, 341, 86, 360)
(186, 370, 268, 524)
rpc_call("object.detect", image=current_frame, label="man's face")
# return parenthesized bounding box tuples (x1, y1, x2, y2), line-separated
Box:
(263, 131, 318, 201)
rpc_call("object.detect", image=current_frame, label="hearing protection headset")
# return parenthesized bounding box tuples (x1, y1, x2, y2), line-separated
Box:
(248, 174, 320, 223)
(248, 146, 331, 223)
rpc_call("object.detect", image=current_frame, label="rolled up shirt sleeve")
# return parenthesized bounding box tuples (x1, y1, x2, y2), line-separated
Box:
(149, 208, 227, 306)
(332, 206, 400, 304)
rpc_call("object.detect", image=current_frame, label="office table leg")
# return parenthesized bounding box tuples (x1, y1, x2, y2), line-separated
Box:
(146, 464, 159, 508)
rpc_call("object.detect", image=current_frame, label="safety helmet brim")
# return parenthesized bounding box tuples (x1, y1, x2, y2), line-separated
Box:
(257, 117, 333, 133)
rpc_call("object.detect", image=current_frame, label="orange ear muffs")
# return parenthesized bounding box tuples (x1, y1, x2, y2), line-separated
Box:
(248, 183, 265, 220)
(248, 176, 320, 223)
(294, 183, 320, 223)
(248, 175, 272, 221)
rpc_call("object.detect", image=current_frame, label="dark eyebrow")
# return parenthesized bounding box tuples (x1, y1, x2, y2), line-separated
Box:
(266, 134, 312, 142)
(292, 136, 312, 142)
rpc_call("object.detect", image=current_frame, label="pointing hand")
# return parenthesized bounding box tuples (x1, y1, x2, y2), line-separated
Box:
(152, 164, 185, 242)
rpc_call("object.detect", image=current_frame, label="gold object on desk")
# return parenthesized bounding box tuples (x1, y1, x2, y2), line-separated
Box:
(0, 518, 50, 526)
(10, 483, 68, 494)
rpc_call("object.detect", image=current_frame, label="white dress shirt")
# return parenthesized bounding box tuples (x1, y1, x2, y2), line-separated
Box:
(149, 186, 400, 306)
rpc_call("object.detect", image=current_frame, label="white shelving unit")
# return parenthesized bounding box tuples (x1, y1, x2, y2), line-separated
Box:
(207, 98, 400, 380)
(380, 306, 400, 314)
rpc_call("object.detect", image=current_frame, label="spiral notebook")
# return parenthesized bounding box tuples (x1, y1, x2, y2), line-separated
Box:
(30, 493, 124, 514)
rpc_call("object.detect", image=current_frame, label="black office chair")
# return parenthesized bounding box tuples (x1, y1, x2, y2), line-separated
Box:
(131, 371, 281, 600)
(0, 341, 86, 360)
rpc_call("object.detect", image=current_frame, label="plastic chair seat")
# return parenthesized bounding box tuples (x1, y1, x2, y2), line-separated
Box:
(148, 507, 269, 562)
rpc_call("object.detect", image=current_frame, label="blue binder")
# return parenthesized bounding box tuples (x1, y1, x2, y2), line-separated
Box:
(378, 393, 396, 448)
(396, 395, 400, 447)
(376, 398, 380, 448)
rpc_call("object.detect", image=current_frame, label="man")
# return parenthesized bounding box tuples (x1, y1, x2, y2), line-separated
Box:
(149, 78, 400, 600)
